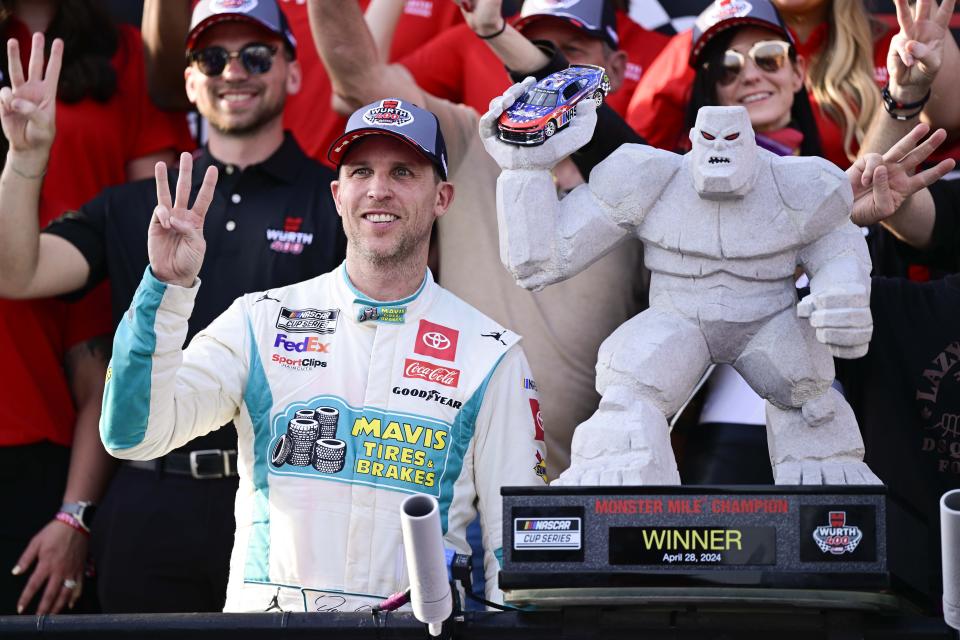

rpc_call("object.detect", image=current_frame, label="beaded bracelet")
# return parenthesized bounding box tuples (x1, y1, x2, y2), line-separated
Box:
(55, 511, 90, 536)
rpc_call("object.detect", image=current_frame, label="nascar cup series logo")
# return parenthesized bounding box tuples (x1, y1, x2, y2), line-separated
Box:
(514, 517, 581, 549)
(812, 511, 863, 555)
(363, 99, 413, 127)
(276, 307, 339, 334)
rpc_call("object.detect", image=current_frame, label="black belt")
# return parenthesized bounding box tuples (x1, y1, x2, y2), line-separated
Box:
(125, 449, 238, 479)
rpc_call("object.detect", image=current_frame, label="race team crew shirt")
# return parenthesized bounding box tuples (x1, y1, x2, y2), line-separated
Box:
(837, 274, 960, 606)
(44, 134, 346, 454)
(606, 11, 670, 117)
(100, 265, 547, 612)
(924, 177, 960, 272)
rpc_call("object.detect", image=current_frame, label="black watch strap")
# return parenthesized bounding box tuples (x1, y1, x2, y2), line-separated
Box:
(880, 84, 930, 120)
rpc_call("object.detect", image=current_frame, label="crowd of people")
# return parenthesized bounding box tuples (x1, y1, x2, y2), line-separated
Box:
(0, 0, 958, 619)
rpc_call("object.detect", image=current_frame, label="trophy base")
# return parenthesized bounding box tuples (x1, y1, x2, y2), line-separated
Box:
(504, 586, 903, 611)
(500, 485, 888, 603)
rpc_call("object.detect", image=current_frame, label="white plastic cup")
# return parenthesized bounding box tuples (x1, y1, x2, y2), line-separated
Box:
(940, 489, 960, 630)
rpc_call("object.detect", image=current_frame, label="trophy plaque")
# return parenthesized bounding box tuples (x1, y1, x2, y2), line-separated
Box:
(501, 485, 892, 609)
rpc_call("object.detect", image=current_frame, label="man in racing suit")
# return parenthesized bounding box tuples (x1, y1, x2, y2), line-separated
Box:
(99, 99, 546, 612)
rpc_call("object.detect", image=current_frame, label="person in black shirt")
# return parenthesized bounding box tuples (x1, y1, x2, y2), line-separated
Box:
(841, 117, 960, 607)
(838, 274, 960, 608)
(926, 178, 960, 271)
(0, 0, 344, 613)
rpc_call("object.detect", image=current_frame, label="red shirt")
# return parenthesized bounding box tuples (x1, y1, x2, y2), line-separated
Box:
(794, 21, 893, 168)
(399, 23, 511, 116)
(1, 23, 190, 447)
(606, 13, 670, 117)
(626, 22, 893, 168)
(280, 0, 463, 165)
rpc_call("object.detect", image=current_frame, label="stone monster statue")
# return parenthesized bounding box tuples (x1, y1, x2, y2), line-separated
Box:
(480, 80, 879, 486)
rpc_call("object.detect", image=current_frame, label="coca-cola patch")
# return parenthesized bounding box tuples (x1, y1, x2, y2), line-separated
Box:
(363, 99, 414, 128)
(404, 358, 460, 388)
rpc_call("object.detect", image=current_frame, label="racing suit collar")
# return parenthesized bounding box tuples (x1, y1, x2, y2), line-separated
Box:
(337, 263, 434, 326)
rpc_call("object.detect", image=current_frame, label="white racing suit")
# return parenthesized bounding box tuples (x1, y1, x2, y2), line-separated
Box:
(100, 264, 547, 612)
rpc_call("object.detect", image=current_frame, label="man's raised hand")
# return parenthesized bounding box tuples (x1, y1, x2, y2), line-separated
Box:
(888, 0, 956, 99)
(848, 123, 955, 226)
(148, 152, 218, 288)
(0, 33, 62, 170)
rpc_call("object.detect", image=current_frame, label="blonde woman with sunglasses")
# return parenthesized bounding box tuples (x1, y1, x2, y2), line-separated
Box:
(628, 0, 902, 168)
(685, 0, 823, 159)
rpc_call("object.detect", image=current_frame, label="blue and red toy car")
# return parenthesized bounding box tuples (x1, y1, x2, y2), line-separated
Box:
(497, 64, 610, 146)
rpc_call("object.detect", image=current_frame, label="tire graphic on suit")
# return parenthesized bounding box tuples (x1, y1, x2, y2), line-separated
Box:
(272, 406, 345, 473)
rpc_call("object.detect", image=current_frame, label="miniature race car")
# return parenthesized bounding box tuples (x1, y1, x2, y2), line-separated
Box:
(497, 64, 610, 146)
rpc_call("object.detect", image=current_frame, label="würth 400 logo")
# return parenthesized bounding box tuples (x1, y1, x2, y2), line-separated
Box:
(362, 99, 413, 127)
(414, 319, 459, 362)
(812, 511, 863, 555)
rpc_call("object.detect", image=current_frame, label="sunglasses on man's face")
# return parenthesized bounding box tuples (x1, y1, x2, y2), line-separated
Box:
(188, 43, 279, 77)
(715, 40, 791, 86)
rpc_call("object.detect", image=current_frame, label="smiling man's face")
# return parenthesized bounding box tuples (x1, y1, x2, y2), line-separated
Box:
(185, 21, 299, 135)
(331, 136, 452, 269)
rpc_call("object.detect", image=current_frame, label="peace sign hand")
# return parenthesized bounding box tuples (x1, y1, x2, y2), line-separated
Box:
(848, 123, 955, 226)
(0, 33, 62, 161)
(888, 0, 956, 101)
(148, 152, 218, 288)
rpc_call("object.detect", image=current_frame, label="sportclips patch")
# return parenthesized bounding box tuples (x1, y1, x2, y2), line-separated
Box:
(276, 307, 339, 334)
(362, 99, 413, 127)
(268, 396, 452, 496)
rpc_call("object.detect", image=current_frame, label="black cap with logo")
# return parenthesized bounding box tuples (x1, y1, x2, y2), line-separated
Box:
(187, 0, 297, 57)
(515, 0, 619, 51)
